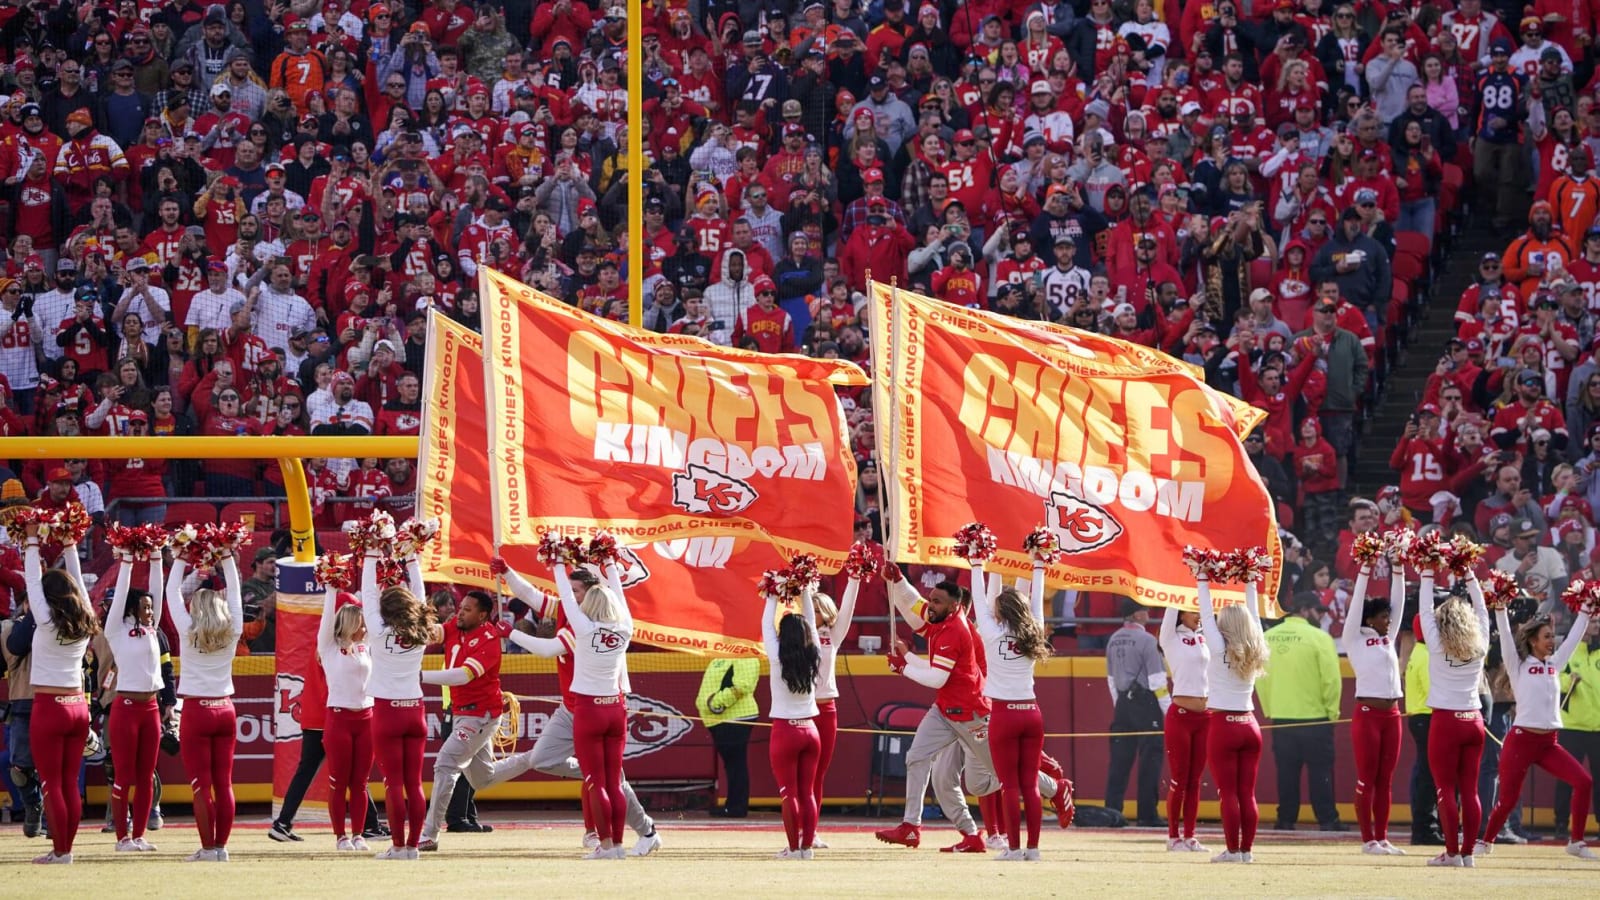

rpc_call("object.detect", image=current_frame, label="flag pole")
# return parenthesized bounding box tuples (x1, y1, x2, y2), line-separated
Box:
(881, 278, 897, 646)
(626, 1, 644, 327)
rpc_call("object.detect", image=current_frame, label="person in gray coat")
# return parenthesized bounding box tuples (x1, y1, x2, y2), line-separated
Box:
(845, 73, 917, 156)
(535, 155, 598, 237)
(1364, 30, 1418, 123)
(1311, 208, 1392, 330)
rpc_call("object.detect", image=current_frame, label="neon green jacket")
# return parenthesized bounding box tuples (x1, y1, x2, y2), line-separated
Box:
(1405, 643, 1432, 716)
(1561, 640, 1600, 732)
(1257, 616, 1341, 721)
(695, 658, 760, 727)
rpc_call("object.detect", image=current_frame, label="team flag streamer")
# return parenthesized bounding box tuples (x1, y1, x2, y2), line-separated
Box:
(868, 282, 1281, 610)
(477, 268, 866, 567)
(417, 310, 780, 656)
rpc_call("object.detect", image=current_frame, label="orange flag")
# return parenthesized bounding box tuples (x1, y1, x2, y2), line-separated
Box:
(478, 268, 867, 567)
(419, 311, 785, 656)
(868, 283, 1281, 609)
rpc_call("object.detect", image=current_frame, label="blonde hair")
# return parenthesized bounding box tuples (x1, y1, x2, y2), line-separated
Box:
(187, 588, 235, 653)
(812, 592, 838, 628)
(333, 604, 365, 646)
(581, 584, 624, 624)
(1435, 596, 1487, 662)
(1217, 604, 1270, 679)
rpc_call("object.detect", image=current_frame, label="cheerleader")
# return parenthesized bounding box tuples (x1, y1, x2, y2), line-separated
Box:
(318, 583, 373, 852)
(764, 586, 821, 859)
(554, 559, 633, 859)
(1197, 571, 1270, 863)
(1478, 606, 1598, 860)
(22, 524, 98, 864)
(166, 549, 244, 862)
(105, 548, 166, 852)
(1339, 563, 1407, 856)
(1416, 568, 1490, 867)
(361, 550, 438, 860)
(1158, 603, 1209, 852)
(810, 578, 859, 842)
(971, 558, 1053, 860)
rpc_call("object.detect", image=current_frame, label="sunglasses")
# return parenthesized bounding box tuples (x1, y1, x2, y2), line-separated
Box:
(283, 403, 301, 410)
(1314, 306, 1337, 313)
(220, 395, 239, 401)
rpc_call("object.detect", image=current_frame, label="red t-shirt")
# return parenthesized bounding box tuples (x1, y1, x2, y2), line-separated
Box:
(916, 609, 989, 720)
(441, 619, 503, 718)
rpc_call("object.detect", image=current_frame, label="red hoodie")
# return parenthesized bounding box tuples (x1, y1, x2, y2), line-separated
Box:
(1290, 418, 1340, 502)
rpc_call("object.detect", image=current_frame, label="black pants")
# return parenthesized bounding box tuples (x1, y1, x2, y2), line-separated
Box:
(1104, 690, 1163, 823)
(448, 781, 478, 826)
(275, 728, 381, 831)
(710, 721, 753, 815)
(1555, 729, 1600, 835)
(1272, 720, 1339, 827)
(1409, 714, 1440, 840)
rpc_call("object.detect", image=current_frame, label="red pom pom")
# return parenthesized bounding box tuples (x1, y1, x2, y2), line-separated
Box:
(1023, 526, 1060, 565)
(842, 541, 880, 580)
(953, 522, 998, 563)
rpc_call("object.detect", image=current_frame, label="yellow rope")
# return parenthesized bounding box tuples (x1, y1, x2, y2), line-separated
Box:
(493, 691, 521, 759)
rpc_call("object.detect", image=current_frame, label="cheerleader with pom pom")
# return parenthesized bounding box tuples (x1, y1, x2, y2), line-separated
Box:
(104, 539, 166, 853)
(317, 566, 373, 853)
(1197, 553, 1271, 863)
(165, 536, 244, 862)
(1159, 549, 1216, 853)
(1338, 535, 1408, 856)
(21, 520, 98, 864)
(1477, 586, 1599, 860)
(763, 569, 822, 859)
(811, 544, 869, 834)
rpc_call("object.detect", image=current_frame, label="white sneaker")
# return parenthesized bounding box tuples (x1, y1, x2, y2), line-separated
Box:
(215, 848, 230, 862)
(117, 838, 140, 852)
(1427, 852, 1462, 867)
(1474, 840, 1493, 857)
(1362, 840, 1387, 855)
(374, 846, 410, 860)
(628, 831, 662, 857)
(1460, 854, 1475, 868)
(1167, 838, 1188, 852)
(183, 848, 217, 863)
(351, 836, 370, 852)
(33, 851, 73, 864)
(1184, 837, 1208, 853)
(810, 837, 829, 849)
(584, 846, 614, 860)
(986, 833, 1009, 851)
(1022, 848, 1042, 861)
(336, 838, 356, 852)
(798, 848, 814, 860)
(1568, 841, 1599, 860)
(404, 847, 420, 860)
(1240, 851, 1254, 863)
(994, 848, 1023, 861)
(774, 848, 799, 859)
(1211, 850, 1242, 863)
(1498, 827, 1529, 845)
(1379, 841, 1406, 856)
(608, 847, 627, 860)
(582, 831, 601, 850)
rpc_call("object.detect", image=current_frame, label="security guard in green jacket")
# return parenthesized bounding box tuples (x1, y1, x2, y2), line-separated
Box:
(1257, 593, 1344, 830)
(1406, 634, 1442, 845)
(696, 658, 760, 818)
(1557, 616, 1600, 836)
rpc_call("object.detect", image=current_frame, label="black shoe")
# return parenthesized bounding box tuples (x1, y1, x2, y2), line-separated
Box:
(269, 821, 303, 843)
(1411, 832, 1445, 846)
(1274, 822, 1296, 831)
(467, 821, 494, 833)
(1319, 822, 1349, 833)
(363, 823, 391, 839)
(1135, 819, 1163, 828)
(447, 821, 493, 833)
(23, 805, 41, 838)
(709, 807, 748, 819)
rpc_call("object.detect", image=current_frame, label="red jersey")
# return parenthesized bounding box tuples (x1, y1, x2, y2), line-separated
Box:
(56, 315, 109, 373)
(939, 157, 996, 215)
(1390, 435, 1448, 513)
(731, 303, 794, 353)
(932, 266, 985, 309)
(916, 607, 989, 720)
(1490, 398, 1569, 452)
(346, 467, 393, 513)
(440, 619, 504, 717)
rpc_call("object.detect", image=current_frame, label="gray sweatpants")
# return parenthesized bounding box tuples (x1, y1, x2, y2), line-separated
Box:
(531, 704, 655, 838)
(421, 714, 540, 842)
(908, 708, 1056, 833)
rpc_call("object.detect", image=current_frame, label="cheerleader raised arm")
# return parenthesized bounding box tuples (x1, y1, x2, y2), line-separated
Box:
(360, 550, 434, 859)
(1417, 568, 1490, 868)
(556, 561, 634, 859)
(1340, 563, 1407, 856)
(105, 550, 166, 853)
(1197, 573, 1269, 864)
(763, 586, 821, 858)
(1160, 595, 1211, 853)
(317, 581, 373, 853)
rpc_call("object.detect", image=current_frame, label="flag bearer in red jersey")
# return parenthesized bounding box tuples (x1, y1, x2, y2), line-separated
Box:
(874, 561, 1067, 852)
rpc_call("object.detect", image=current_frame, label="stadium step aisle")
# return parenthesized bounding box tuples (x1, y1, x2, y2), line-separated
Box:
(1349, 225, 1503, 493)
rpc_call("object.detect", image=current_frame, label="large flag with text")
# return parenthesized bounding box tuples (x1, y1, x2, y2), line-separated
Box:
(478, 268, 867, 567)
(868, 283, 1281, 609)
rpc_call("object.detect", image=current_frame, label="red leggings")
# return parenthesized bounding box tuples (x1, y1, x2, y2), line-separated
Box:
(1484, 727, 1593, 844)
(771, 718, 821, 851)
(372, 699, 425, 848)
(1164, 706, 1210, 841)
(324, 707, 374, 840)
(1207, 712, 1262, 853)
(812, 700, 838, 811)
(180, 697, 237, 850)
(1428, 709, 1486, 857)
(990, 701, 1045, 850)
(31, 692, 89, 856)
(573, 694, 627, 844)
(109, 696, 161, 842)
(1351, 704, 1402, 844)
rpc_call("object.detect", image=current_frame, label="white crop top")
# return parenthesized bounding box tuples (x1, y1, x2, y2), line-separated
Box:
(1160, 605, 1210, 699)
(105, 556, 166, 693)
(814, 578, 860, 702)
(1198, 579, 1263, 713)
(1340, 566, 1405, 700)
(1497, 608, 1589, 731)
(319, 587, 372, 710)
(361, 554, 426, 701)
(764, 589, 821, 719)
(557, 564, 632, 697)
(25, 544, 90, 690)
(1418, 573, 1490, 711)
(972, 562, 1046, 702)
(166, 556, 244, 697)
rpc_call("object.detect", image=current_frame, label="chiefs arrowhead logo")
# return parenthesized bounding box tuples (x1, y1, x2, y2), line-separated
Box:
(578, 547, 650, 588)
(671, 462, 758, 515)
(592, 629, 627, 653)
(624, 695, 693, 760)
(273, 674, 305, 742)
(999, 639, 1023, 661)
(1046, 490, 1124, 553)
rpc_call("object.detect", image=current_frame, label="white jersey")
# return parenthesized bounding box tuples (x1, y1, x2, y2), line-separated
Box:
(1023, 110, 1075, 149)
(31, 288, 76, 361)
(117, 286, 172, 344)
(24, 544, 90, 690)
(1418, 573, 1490, 711)
(251, 287, 317, 355)
(360, 554, 426, 701)
(166, 557, 244, 697)
(0, 313, 39, 391)
(1036, 265, 1092, 318)
(764, 590, 820, 719)
(185, 288, 245, 334)
(1497, 607, 1588, 731)
(319, 587, 372, 710)
(814, 578, 860, 702)
(1198, 580, 1264, 712)
(556, 565, 632, 697)
(1159, 606, 1210, 698)
(106, 557, 165, 693)
(972, 562, 1045, 702)
(1339, 567, 1404, 699)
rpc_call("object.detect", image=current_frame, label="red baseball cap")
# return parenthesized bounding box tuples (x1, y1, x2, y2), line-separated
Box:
(953, 128, 976, 144)
(47, 466, 72, 483)
(753, 275, 776, 294)
(863, 167, 884, 183)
